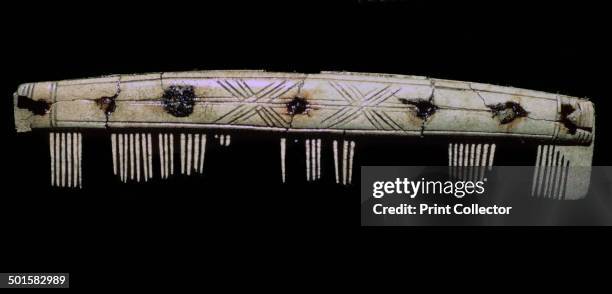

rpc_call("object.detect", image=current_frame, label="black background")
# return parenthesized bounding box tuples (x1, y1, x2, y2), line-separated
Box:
(1, 1, 610, 288)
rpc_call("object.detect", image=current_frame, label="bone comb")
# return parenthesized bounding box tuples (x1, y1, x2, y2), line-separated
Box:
(13, 70, 594, 198)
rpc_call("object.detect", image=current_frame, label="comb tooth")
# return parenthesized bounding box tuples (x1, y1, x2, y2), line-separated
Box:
(333, 140, 339, 184)
(453, 143, 458, 179)
(141, 134, 148, 181)
(488, 143, 496, 170)
(58, 133, 62, 187)
(453, 143, 458, 167)
(118, 134, 125, 182)
(180, 133, 186, 174)
(552, 154, 563, 199)
(124, 134, 129, 182)
(136, 134, 141, 182)
(480, 144, 489, 180)
(544, 147, 553, 198)
(469, 143, 475, 166)
(118, 134, 124, 182)
(50, 133, 55, 187)
(170, 134, 175, 176)
(310, 139, 316, 181)
(164, 133, 169, 178)
(158, 134, 165, 179)
(67, 133, 72, 187)
(542, 145, 552, 197)
(305, 139, 311, 181)
(448, 143, 452, 167)
(73, 133, 78, 187)
(348, 141, 355, 185)
(447, 143, 453, 179)
(470, 144, 476, 181)
(317, 138, 322, 180)
(463, 143, 469, 168)
(166, 134, 170, 178)
(54, 133, 59, 186)
(448, 143, 454, 179)
(226, 134, 231, 146)
(475, 144, 482, 181)
(531, 145, 542, 196)
(126, 134, 130, 181)
(146, 134, 153, 179)
(552, 150, 561, 199)
(187, 134, 193, 176)
(194, 134, 200, 173)
(543, 145, 554, 197)
(465, 144, 474, 181)
(342, 140, 348, 185)
(160, 134, 165, 179)
(199, 134, 206, 173)
(546, 147, 559, 198)
(129, 134, 134, 180)
(111, 134, 117, 176)
(61, 133, 66, 187)
(549, 147, 559, 199)
(68, 133, 71, 187)
(220, 134, 225, 146)
(474, 144, 481, 166)
(77, 133, 82, 188)
(559, 159, 569, 200)
(537, 145, 549, 197)
(458, 143, 463, 180)
(119, 134, 123, 182)
(280, 138, 286, 183)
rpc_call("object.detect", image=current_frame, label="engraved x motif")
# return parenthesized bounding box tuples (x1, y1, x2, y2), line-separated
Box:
(213, 79, 301, 127)
(322, 81, 403, 130)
